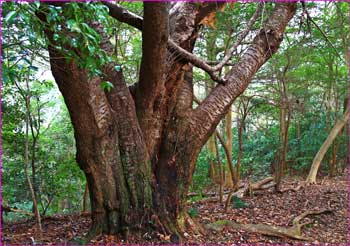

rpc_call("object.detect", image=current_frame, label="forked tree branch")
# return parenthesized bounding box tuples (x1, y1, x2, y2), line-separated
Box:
(168, 3, 262, 84)
(103, 1, 260, 85)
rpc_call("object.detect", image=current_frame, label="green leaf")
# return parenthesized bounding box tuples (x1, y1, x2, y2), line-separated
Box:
(4, 11, 17, 24)
(34, 1, 40, 9)
(66, 19, 81, 33)
(188, 207, 198, 218)
(71, 23, 81, 33)
(231, 196, 248, 208)
(114, 65, 121, 72)
(101, 81, 114, 92)
(53, 34, 59, 41)
(87, 43, 95, 53)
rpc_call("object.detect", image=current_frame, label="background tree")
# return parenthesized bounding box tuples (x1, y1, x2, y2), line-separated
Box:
(4, 1, 348, 243)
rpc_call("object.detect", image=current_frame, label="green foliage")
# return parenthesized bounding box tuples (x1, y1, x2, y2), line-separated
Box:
(101, 81, 114, 92)
(191, 149, 213, 194)
(2, 1, 348, 223)
(2, 2, 86, 221)
(188, 207, 198, 218)
(192, 2, 348, 186)
(231, 196, 248, 209)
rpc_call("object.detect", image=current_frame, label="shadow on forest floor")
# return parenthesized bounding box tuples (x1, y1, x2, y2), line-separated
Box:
(2, 169, 349, 245)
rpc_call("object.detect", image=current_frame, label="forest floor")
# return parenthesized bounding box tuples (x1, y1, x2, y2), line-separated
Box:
(2, 169, 349, 245)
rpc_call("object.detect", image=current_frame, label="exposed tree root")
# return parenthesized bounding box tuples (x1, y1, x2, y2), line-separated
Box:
(280, 183, 304, 193)
(184, 214, 205, 235)
(2, 205, 34, 217)
(206, 209, 332, 241)
(225, 177, 275, 212)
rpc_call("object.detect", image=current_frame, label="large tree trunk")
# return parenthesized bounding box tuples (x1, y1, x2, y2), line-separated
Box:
(306, 108, 350, 184)
(50, 58, 153, 236)
(40, 2, 296, 238)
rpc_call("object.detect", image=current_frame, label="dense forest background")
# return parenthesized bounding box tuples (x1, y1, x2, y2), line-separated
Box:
(1, 1, 349, 244)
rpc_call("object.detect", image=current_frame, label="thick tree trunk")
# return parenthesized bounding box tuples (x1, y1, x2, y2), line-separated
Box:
(82, 183, 89, 214)
(45, 42, 153, 236)
(40, 1, 296, 238)
(306, 108, 350, 184)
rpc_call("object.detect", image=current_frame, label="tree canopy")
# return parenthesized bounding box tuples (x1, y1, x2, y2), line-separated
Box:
(2, 1, 349, 244)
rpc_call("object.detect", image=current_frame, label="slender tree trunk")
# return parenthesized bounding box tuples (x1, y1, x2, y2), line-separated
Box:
(225, 107, 234, 187)
(24, 79, 42, 231)
(274, 59, 291, 191)
(236, 106, 246, 184)
(205, 37, 218, 182)
(214, 134, 224, 203)
(216, 131, 238, 191)
(329, 91, 340, 176)
(30, 137, 37, 213)
(306, 108, 350, 184)
(274, 100, 286, 191)
(208, 135, 217, 179)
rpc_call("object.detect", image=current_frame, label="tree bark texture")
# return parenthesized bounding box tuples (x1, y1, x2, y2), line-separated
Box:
(41, 2, 297, 237)
(306, 108, 350, 184)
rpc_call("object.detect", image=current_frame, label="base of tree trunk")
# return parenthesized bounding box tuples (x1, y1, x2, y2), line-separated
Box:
(306, 178, 317, 185)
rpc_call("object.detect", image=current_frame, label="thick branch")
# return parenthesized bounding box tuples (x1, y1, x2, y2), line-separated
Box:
(191, 3, 297, 143)
(135, 2, 169, 157)
(102, 1, 142, 31)
(105, 1, 230, 85)
(168, 4, 261, 85)
(168, 40, 226, 84)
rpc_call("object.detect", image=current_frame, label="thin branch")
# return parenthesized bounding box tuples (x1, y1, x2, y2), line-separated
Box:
(303, 3, 344, 62)
(211, 2, 263, 71)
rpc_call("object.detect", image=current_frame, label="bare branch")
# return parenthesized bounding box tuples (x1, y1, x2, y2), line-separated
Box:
(102, 1, 142, 31)
(168, 39, 226, 84)
(168, 3, 262, 85)
(303, 3, 344, 62)
(212, 2, 263, 71)
(104, 1, 257, 85)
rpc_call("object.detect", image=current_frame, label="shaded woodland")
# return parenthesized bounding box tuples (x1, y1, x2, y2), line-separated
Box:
(2, 1, 350, 244)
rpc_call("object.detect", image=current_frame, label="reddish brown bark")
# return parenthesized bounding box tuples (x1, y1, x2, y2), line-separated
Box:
(40, 2, 296, 238)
